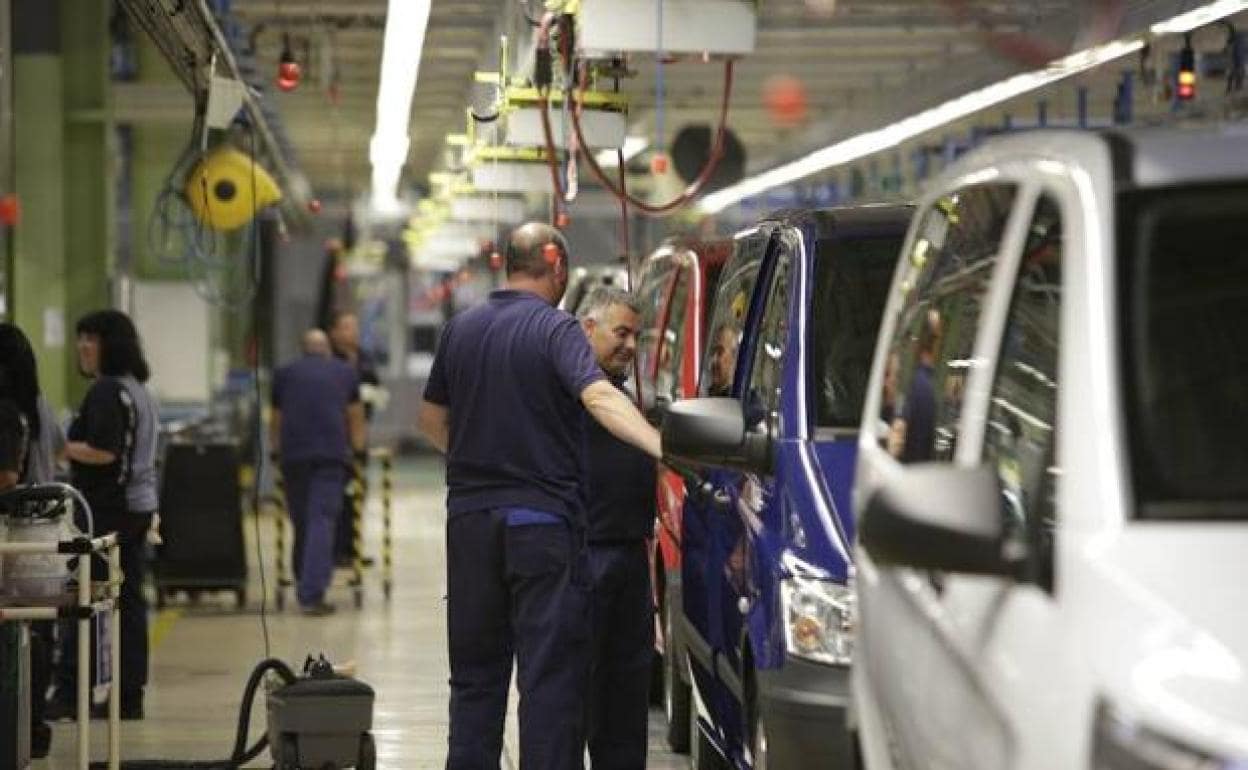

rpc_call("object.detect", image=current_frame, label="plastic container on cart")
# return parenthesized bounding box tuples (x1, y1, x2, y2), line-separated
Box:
(2, 491, 73, 600)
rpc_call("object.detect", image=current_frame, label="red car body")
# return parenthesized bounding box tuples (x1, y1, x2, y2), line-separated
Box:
(634, 238, 730, 644)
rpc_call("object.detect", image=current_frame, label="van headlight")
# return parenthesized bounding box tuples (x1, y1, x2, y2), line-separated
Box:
(1091, 700, 1238, 769)
(780, 577, 853, 666)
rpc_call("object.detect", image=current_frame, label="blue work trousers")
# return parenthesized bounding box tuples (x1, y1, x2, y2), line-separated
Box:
(282, 460, 347, 606)
(587, 541, 654, 770)
(445, 508, 591, 770)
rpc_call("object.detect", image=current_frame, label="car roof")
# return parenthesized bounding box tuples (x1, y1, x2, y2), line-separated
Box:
(941, 125, 1248, 190)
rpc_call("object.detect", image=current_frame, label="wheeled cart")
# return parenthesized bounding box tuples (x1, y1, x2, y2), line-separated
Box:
(0, 530, 121, 770)
(153, 441, 248, 608)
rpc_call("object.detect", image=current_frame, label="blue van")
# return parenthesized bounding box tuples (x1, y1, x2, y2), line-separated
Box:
(660, 206, 911, 769)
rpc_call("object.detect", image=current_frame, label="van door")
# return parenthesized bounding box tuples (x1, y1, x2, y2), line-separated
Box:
(856, 182, 1022, 769)
(710, 230, 796, 757)
(921, 184, 1072, 770)
(681, 226, 773, 745)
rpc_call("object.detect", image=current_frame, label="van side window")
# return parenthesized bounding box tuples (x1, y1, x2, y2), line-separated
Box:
(881, 184, 1017, 463)
(635, 258, 676, 404)
(657, 267, 691, 402)
(983, 194, 1062, 590)
(745, 249, 794, 429)
(811, 235, 902, 429)
(700, 230, 770, 397)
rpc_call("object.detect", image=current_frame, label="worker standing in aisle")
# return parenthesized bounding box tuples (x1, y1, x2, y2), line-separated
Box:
(576, 288, 656, 769)
(328, 310, 381, 567)
(53, 310, 160, 720)
(418, 222, 662, 770)
(271, 329, 366, 615)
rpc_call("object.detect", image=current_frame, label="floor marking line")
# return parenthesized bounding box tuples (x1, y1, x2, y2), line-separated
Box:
(149, 607, 182, 650)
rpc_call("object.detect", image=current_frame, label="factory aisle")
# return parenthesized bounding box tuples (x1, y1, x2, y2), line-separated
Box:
(36, 455, 683, 769)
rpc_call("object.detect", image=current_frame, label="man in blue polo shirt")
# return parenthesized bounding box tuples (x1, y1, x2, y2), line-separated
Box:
(271, 329, 366, 615)
(418, 222, 661, 770)
(576, 287, 656, 769)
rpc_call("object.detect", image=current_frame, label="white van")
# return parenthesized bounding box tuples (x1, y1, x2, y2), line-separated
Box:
(851, 126, 1248, 769)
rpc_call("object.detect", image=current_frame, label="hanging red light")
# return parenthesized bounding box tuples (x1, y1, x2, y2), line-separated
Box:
(277, 33, 301, 92)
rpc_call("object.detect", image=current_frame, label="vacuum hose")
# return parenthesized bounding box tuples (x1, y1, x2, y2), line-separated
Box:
(89, 658, 298, 769)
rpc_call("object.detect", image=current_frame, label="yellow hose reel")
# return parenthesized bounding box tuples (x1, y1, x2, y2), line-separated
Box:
(184, 147, 282, 231)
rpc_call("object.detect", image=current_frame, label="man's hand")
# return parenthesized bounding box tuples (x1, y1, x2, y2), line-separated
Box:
(418, 400, 450, 454)
(581, 380, 662, 460)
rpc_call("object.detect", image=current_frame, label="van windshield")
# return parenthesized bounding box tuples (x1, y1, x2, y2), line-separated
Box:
(811, 234, 902, 428)
(1120, 184, 1248, 519)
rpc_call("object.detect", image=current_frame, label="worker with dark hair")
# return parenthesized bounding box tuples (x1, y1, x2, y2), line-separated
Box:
(576, 287, 656, 769)
(0, 322, 64, 756)
(327, 310, 381, 567)
(271, 328, 366, 616)
(50, 309, 159, 721)
(419, 222, 661, 770)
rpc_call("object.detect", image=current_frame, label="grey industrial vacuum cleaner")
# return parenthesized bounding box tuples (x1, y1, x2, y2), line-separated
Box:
(90, 654, 375, 770)
(267, 655, 376, 770)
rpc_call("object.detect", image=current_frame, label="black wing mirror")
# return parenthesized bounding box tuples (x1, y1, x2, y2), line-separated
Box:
(859, 464, 1018, 577)
(661, 397, 771, 474)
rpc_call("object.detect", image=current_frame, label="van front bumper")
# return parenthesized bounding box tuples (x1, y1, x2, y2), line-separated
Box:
(756, 655, 853, 768)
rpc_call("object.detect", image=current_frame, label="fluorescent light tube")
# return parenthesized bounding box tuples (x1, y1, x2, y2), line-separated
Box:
(699, 0, 1247, 215)
(370, 0, 432, 212)
(596, 136, 650, 168)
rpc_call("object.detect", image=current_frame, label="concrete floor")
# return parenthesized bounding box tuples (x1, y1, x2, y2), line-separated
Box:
(37, 456, 686, 769)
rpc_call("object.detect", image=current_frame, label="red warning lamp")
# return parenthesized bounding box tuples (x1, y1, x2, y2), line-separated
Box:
(0, 194, 20, 226)
(1177, 35, 1196, 101)
(277, 34, 301, 92)
(650, 152, 670, 176)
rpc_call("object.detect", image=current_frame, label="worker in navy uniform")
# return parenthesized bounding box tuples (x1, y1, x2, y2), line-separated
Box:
(328, 310, 381, 567)
(576, 287, 657, 769)
(270, 329, 366, 615)
(418, 222, 662, 770)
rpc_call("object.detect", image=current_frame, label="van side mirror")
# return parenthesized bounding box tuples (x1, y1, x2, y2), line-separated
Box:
(859, 464, 1017, 577)
(661, 397, 771, 474)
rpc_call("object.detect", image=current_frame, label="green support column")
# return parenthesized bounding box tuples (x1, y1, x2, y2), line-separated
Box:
(61, 0, 113, 407)
(12, 0, 69, 409)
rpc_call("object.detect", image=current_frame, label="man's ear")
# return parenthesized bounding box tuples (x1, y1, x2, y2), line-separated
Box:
(581, 317, 596, 335)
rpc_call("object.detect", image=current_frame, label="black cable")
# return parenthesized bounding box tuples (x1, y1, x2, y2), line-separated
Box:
(248, 124, 272, 661)
(88, 658, 297, 769)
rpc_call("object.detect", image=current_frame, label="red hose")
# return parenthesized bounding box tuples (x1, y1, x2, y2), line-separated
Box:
(555, 14, 737, 217)
(537, 14, 567, 227)
(572, 58, 734, 216)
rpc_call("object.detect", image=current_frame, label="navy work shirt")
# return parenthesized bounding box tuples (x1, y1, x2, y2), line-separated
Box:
(69, 377, 144, 515)
(900, 362, 935, 463)
(585, 381, 657, 543)
(423, 289, 604, 524)
(272, 355, 360, 465)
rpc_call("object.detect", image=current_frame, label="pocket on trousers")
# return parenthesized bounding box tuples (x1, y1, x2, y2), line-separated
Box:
(505, 524, 570, 579)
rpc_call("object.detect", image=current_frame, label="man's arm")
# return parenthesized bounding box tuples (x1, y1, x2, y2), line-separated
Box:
(581, 380, 662, 460)
(347, 402, 367, 454)
(418, 400, 450, 454)
(65, 442, 117, 465)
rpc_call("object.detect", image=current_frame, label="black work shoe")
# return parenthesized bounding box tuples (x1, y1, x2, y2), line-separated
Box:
(300, 602, 336, 617)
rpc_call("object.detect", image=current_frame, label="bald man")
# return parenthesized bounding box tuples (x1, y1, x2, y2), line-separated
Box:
(271, 328, 365, 614)
(419, 222, 661, 770)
